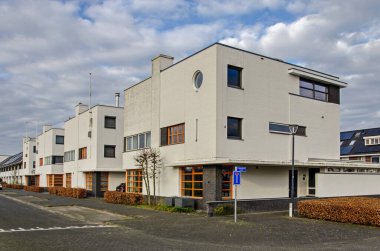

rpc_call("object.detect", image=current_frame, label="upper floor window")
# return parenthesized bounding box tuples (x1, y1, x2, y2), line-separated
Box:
(227, 117, 242, 139)
(33, 146, 37, 153)
(105, 116, 116, 129)
(104, 145, 116, 158)
(227, 65, 242, 88)
(269, 122, 307, 136)
(56, 135, 64, 145)
(45, 156, 64, 165)
(64, 150, 75, 162)
(161, 124, 185, 146)
(125, 132, 151, 151)
(300, 78, 328, 102)
(79, 147, 87, 160)
(39, 158, 43, 166)
(364, 136, 380, 146)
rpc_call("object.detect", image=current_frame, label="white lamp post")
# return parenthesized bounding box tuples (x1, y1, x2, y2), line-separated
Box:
(289, 124, 298, 218)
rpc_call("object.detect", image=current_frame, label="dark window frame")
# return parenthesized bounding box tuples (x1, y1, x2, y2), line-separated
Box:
(269, 122, 307, 137)
(300, 78, 329, 102)
(104, 116, 116, 129)
(227, 65, 243, 89)
(227, 117, 243, 140)
(56, 135, 64, 145)
(104, 145, 116, 158)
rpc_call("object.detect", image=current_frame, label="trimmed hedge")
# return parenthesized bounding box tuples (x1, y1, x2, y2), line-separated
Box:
(24, 186, 45, 193)
(104, 191, 143, 205)
(48, 187, 87, 198)
(4, 184, 24, 189)
(298, 197, 380, 226)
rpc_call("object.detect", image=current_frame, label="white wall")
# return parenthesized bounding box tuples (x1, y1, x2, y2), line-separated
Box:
(108, 172, 125, 191)
(316, 173, 380, 197)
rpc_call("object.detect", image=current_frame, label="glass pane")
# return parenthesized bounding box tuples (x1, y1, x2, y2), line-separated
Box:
(184, 167, 192, 173)
(194, 182, 203, 189)
(194, 190, 203, 197)
(228, 66, 241, 87)
(300, 88, 314, 98)
(300, 79, 313, 89)
(194, 71, 203, 89)
(184, 182, 192, 189)
(227, 117, 241, 138)
(132, 136, 138, 150)
(146, 132, 151, 147)
(194, 166, 203, 173)
(127, 137, 133, 150)
(314, 84, 327, 93)
(184, 175, 192, 181)
(184, 190, 192, 196)
(194, 174, 202, 181)
(315, 91, 327, 101)
(138, 134, 145, 149)
(269, 123, 290, 133)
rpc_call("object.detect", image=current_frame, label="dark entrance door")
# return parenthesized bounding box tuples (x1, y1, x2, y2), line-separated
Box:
(288, 170, 298, 197)
(308, 168, 320, 195)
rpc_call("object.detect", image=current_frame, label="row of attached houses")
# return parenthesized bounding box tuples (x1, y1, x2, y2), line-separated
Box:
(1, 43, 380, 208)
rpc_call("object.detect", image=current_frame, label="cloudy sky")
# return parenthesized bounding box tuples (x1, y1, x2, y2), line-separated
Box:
(1, 0, 380, 155)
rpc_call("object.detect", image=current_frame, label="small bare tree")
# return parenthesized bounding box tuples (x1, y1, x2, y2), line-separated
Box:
(134, 148, 162, 206)
(148, 148, 162, 204)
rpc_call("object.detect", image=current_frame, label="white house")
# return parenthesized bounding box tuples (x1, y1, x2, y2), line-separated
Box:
(22, 137, 37, 185)
(123, 43, 380, 208)
(35, 125, 65, 187)
(63, 102, 125, 196)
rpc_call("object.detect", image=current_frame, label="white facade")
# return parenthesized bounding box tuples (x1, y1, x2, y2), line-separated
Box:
(22, 137, 37, 185)
(35, 126, 64, 187)
(122, 43, 373, 203)
(63, 104, 124, 192)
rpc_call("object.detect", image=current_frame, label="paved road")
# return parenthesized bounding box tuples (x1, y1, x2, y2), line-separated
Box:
(2, 190, 380, 250)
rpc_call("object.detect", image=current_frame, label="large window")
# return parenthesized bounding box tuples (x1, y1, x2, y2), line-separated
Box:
(105, 116, 116, 129)
(269, 122, 306, 136)
(125, 132, 151, 151)
(65, 173, 71, 188)
(85, 172, 93, 191)
(100, 172, 109, 192)
(56, 135, 64, 145)
(161, 124, 185, 146)
(227, 65, 242, 88)
(126, 169, 143, 193)
(79, 147, 87, 160)
(39, 158, 43, 166)
(181, 166, 203, 198)
(104, 145, 116, 158)
(44, 156, 64, 165)
(64, 150, 75, 162)
(227, 117, 242, 139)
(47, 174, 63, 187)
(300, 78, 328, 101)
(222, 167, 232, 200)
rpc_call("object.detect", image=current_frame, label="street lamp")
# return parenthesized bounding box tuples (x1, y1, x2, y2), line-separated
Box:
(289, 124, 298, 218)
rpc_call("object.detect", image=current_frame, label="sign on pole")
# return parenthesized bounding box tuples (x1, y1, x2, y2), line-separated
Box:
(233, 171, 241, 185)
(233, 171, 241, 223)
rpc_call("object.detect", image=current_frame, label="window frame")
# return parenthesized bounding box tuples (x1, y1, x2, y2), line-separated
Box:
(104, 145, 116, 158)
(56, 135, 64, 145)
(299, 78, 329, 102)
(161, 124, 185, 146)
(227, 65, 243, 89)
(269, 122, 307, 137)
(104, 116, 116, 129)
(65, 173, 72, 188)
(126, 169, 143, 193)
(85, 172, 93, 191)
(125, 131, 151, 152)
(79, 147, 87, 160)
(180, 166, 203, 198)
(227, 117, 242, 140)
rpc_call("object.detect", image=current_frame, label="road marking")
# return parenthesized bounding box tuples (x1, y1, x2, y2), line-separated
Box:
(0, 225, 114, 233)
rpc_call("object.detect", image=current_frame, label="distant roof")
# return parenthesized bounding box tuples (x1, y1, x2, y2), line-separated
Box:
(340, 128, 380, 155)
(0, 152, 23, 168)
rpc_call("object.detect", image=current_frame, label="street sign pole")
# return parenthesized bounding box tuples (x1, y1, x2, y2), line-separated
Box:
(233, 169, 241, 223)
(234, 183, 237, 223)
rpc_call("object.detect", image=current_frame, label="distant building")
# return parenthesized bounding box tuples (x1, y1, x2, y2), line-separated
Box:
(0, 153, 23, 184)
(63, 102, 125, 197)
(35, 125, 65, 187)
(340, 128, 380, 163)
(23, 137, 37, 185)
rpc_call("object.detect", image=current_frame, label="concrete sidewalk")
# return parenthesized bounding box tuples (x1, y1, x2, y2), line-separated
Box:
(2, 188, 380, 250)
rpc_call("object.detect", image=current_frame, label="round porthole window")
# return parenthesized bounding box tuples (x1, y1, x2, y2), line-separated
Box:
(193, 71, 203, 90)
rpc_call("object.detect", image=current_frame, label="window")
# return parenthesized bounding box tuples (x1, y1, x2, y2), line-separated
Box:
(222, 167, 232, 200)
(39, 158, 43, 166)
(161, 124, 185, 146)
(64, 150, 75, 162)
(300, 78, 328, 101)
(32, 161, 35, 169)
(23, 162, 26, 169)
(126, 132, 151, 151)
(105, 116, 116, 129)
(269, 122, 307, 136)
(193, 71, 203, 90)
(126, 169, 143, 193)
(79, 147, 87, 159)
(104, 145, 116, 158)
(33, 146, 37, 153)
(227, 65, 242, 88)
(65, 173, 71, 188)
(46, 174, 62, 187)
(365, 136, 380, 146)
(56, 135, 64, 144)
(100, 172, 109, 192)
(372, 157, 380, 163)
(227, 117, 242, 139)
(181, 166, 203, 198)
(44, 156, 63, 165)
(85, 172, 93, 191)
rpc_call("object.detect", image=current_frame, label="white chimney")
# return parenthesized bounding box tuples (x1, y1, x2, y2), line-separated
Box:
(42, 124, 52, 133)
(115, 93, 120, 107)
(75, 102, 89, 115)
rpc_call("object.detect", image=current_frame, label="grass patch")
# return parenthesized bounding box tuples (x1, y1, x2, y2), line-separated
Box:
(137, 204, 195, 213)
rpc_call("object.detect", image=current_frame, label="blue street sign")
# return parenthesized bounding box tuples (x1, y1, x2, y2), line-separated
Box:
(233, 171, 241, 185)
(235, 166, 246, 172)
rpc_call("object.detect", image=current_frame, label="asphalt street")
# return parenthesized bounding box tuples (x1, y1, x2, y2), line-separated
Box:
(2, 190, 380, 251)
